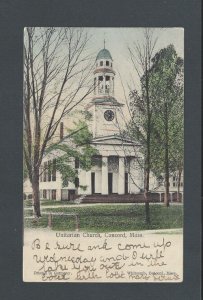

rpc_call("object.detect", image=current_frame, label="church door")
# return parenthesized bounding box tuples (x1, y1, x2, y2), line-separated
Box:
(91, 172, 95, 194)
(108, 173, 113, 194)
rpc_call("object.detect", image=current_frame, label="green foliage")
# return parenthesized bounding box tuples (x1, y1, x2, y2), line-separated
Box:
(47, 119, 98, 188)
(148, 45, 184, 177)
(56, 157, 77, 186)
(70, 121, 92, 144)
(129, 44, 184, 180)
(80, 110, 93, 121)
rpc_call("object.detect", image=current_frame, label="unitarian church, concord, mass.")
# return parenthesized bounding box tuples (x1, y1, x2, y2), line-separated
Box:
(35, 47, 183, 202)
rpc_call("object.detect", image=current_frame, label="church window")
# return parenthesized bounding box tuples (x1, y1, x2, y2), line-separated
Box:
(91, 155, 102, 167)
(106, 61, 109, 66)
(106, 76, 110, 81)
(51, 189, 56, 200)
(75, 158, 80, 169)
(75, 177, 79, 188)
(52, 159, 56, 181)
(100, 61, 103, 66)
(48, 161, 52, 181)
(125, 156, 131, 170)
(44, 162, 47, 182)
(109, 156, 119, 172)
(43, 189, 47, 199)
(98, 76, 103, 93)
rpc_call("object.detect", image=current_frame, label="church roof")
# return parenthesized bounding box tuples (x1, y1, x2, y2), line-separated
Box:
(92, 96, 123, 106)
(96, 48, 113, 60)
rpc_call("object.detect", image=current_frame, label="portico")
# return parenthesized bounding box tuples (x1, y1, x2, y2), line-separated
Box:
(98, 155, 126, 195)
(83, 150, 142, 196)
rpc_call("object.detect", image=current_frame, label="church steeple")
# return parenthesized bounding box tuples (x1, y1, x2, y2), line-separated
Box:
(94, 48, 115, 97)
(88, 46, 124, 138)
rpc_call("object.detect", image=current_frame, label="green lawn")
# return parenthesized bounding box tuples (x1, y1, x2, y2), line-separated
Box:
(24, 204, 183, 232)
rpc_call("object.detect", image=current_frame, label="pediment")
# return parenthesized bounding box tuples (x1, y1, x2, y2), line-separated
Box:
(92, 135, 139, 146)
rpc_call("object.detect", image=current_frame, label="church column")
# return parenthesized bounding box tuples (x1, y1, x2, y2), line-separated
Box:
(118, 157, 125, 194)
(86, 170, 92, 194)
(101, 156, 108, 195)
(97, 76, 100, 94)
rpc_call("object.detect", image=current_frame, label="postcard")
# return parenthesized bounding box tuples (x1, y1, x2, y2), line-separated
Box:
(23, 27, 184, 282)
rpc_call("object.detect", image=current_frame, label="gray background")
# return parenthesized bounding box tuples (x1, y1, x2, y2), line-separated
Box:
(0, 0, 201, 299)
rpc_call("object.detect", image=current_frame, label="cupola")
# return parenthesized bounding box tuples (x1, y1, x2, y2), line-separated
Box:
(94, 46, 115, 97)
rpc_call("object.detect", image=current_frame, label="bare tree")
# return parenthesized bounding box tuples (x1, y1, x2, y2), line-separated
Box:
(127, 29, 158, 223)
(23, 27, 94, 217)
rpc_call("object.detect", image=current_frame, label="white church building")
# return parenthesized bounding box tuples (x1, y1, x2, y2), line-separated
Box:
(35, 47, 183, 202)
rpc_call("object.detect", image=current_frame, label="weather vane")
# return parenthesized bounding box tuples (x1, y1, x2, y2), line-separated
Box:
(104, 32, 106, 49)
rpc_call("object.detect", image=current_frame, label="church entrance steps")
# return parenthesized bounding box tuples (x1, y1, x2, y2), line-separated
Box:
(81, 193, 161, 204)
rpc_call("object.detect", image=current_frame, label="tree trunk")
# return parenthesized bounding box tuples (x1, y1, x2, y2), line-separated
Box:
(32, 170, 41, 217)
(144, 117, 151, 223)
(144, 121, 151, 224)
(177, 168, 182, 202)
(144, 169, 150, 224)
(164, 143, 170, 206)
(144, 59, 151, 224)
(164, 102, 170, 207)
(164, 168, 170, 207)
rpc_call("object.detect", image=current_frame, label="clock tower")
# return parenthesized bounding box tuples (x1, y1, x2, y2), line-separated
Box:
(87, 46, 124, 138)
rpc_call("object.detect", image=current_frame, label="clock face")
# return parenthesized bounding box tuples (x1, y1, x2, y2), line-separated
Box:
(104, 110, 115, 121)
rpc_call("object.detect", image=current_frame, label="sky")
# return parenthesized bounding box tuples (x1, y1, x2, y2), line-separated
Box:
(84, 27, 184, 106)
(26, 27, 184, 131)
